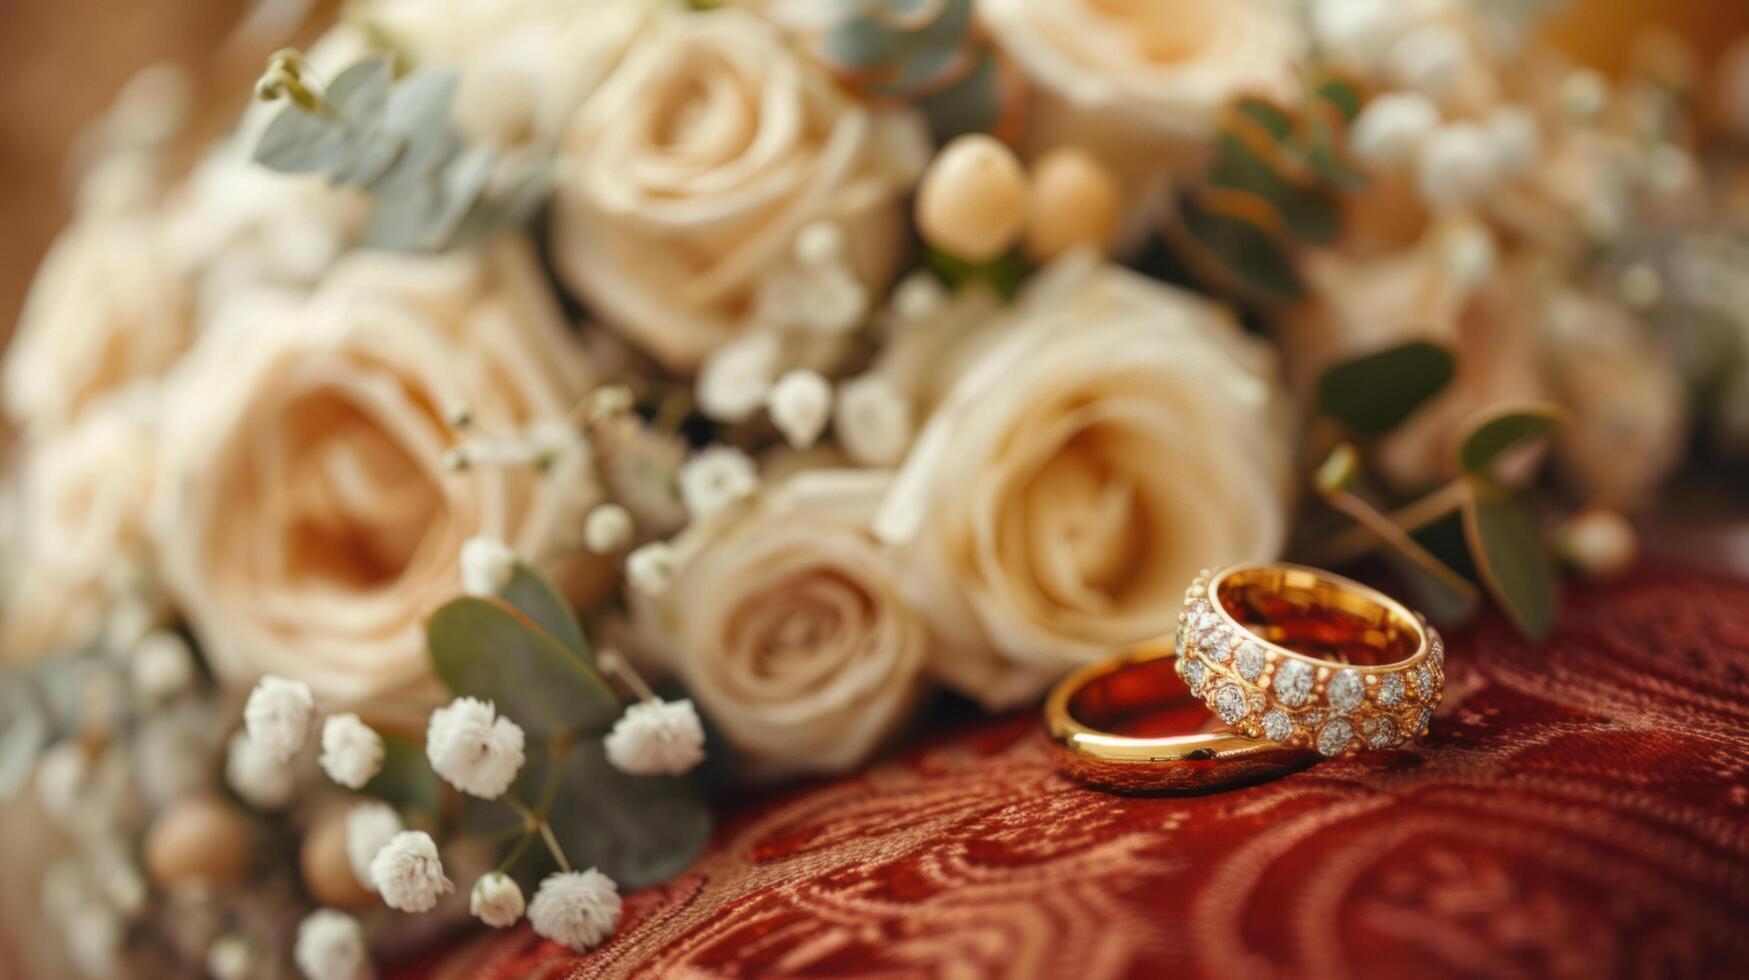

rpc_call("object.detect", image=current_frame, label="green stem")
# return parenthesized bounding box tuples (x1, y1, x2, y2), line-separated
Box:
(597, 649, 657, 703)
(1316, 479, 1472, 566)
(536, 820, 571, 874)
(1322, 486, 1479, 602)
(496, 828, 537, 874)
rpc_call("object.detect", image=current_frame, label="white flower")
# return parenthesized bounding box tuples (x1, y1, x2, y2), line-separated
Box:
(604, 699, 706, 776)
(875, 258, 1292, 707)
(527, 870, 621, 952)
(130, 630, 194, 702)
(1557, 508, 1637, 580)
(1310, 0, 1409, 69)
(225, 730, 294, 809)
(626, 542, 678, 595)
(677, 447, 758, 521)
(834, 375, 912, 467)
(293, 909, 370, 980)
(344, 802, 403, 892)
(551, 8, 922, 371)
(583, 504, 634, 555)
(1387, 25, 1468, 97)
(459, 535, 518, 597)
(319, 714, 385, 790)
(35, 741, 88, 819)
(1349, 92, 1439, 169)
(206, 934, 257, 980)
(634, 471, 927, 776)
(369, 831, 454, 913)
(243, 675, 315, 762)
(696, 331, 780, 424)
(470, 872, 525, 928)
(1417, 122, 1500, 212)
(890, 272, 947, 323)
(426, 697, 526, 799)
(1485, 106, 1541, 179)
(768, 371, 832, 451)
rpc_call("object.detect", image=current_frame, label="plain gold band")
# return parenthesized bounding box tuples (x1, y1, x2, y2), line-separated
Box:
(1045, 642, 1316, 794)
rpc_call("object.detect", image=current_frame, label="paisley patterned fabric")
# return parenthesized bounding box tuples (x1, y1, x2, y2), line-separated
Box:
(397, 564, 1749, 978)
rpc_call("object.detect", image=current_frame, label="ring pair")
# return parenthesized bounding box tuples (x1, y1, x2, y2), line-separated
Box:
(1045, 562, 1445, 793)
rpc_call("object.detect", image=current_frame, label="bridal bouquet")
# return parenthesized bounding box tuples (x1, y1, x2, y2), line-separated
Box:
(4, 0, 1747, 976)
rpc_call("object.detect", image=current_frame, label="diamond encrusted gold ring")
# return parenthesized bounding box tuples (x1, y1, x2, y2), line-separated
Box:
(1176, 562, 1444, 757)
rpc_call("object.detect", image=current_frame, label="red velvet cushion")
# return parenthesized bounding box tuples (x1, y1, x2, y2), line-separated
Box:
(396, 564, 1749, 978)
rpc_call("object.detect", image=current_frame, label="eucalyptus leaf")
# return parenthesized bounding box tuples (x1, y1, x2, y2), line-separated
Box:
(362, 736, 442, 817)
(1233, 98, 1294, 141)
(1317, 340, 1456, 436)
(0, 675, 48, 800)
(1177, 193, 1303, 301)
(324, 59, 392, 125)
(1463, 489, 1558, 640)
(1208, 129, 1340, 244)
(427, 597, 620, 736)
(371, 70, 464, 195)
(1458, 403, 1564, 477)
(917, 51, 1003, 142)
(538, 740, 712, 890)
(253, 105, 348, 173)
(498, 563, 588, 659)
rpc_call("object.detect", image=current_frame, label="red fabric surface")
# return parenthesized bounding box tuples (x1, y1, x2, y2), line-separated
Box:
(399, 564, 1749, 979)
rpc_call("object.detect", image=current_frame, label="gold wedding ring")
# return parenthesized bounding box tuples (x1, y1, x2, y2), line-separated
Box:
(1177, 562, 1444, 756)
(1045, 640, 1317, 793)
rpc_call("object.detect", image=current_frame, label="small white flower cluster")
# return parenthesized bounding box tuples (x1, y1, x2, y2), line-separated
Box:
(528, 869, 622, 951)
(425, 696, 526, 799)
(604, 698, 707, 776)
(294, 909, 371, 980)
(228, 676, 389, 807)
(369, 830, 453, 913)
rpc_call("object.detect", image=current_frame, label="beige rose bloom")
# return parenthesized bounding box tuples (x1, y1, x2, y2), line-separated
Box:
(875, 256, 1294, 707)
(4, 214, 193, 434)
(1, 387, 162, 659)
(551, 7, 926, 371)
(154, 240, 600, 705)
(636, 469, 927, 778)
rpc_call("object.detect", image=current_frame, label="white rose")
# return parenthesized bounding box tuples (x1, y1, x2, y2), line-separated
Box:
(876, 256, 1293, 707)
(155, 240, 601, 705)
(1, 386, 162, 657)
(4, 215, 193, 433)
(359, 0, 661, 148)
(635, 469, 928, 778)
(552, 8, 926, 371)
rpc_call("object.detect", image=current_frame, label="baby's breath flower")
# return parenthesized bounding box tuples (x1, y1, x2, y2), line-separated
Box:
(470, 872, 525, 928)
(678, 447, 758, 520)
(225, 730, 294, 809)
(604, 699, 707, 776)
(130, 630, 195, 702)
(769, 370, 832, 451)
(1349, 92, 1439, 169)
(319, 714, 384, 790)
(426, 697, 525, 799)
(369, 831, 453, 913)
(528, 870, 621, 952)
(583, 503, 634, 555)
(459, 535, 518, 597)
(206, 934, 258, 980)
(36, 741, 88, 819)
(1417, 122, 1499, 211)
(697, 332, 780, 423)
(243, 675, 314, 762)
(835, 375, 912, 467)
(344, 802, 403, 892)
(626, 542, 678, 595)
(294, 908, 370, 980)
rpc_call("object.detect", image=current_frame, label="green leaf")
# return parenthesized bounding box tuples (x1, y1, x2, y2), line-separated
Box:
(362, 736, 441, 817)
(537, 740, 712, 890)
(1462, 490, 1559, 640)
(1458, 403, 1564, 477)
(926, 245, 1027, 299)
(1233, 97, 1294, 141)
(427, 598, 620, 736)
(917, 50, 1002, 142)
(324, 58, 392, 125)
(371, 70, 464, 194)
(498, 563, 588, 660)
(1208, 130, 1340, 244)
(1312, 75, 1364, 123)
(1317, 340, 1456, 436)
(253, 105, 348, 173)
(1176, 193, 1304, 301)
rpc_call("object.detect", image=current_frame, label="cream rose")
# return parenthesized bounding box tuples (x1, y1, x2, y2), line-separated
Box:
(635, 469, 928, 778)
(875, 256, 1294, 707)
(4, 214, 193, 434)
(1, 387, 162, 659)
(154, 240, 600, 705)
(551, 7, 926, 371)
